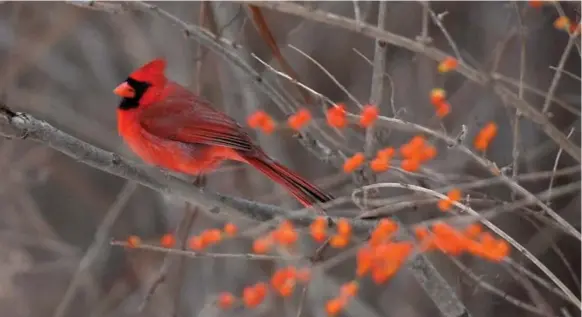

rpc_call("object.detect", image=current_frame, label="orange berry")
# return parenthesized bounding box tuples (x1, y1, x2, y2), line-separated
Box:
(247, 111, 268, 129)
(277, 283, 295, 297)
(438, 56, 459, 73)
(447, 189, 462, 202)
(486, 240, 510, 262)
(554, 16, 571, 31)
(310, 219, 327, 243)
(223, 223, 238, 236)
(356, 246, 373, 276)
(274, 220, 298, 246)
(330, 234, 350, 248)
(569, 23, 580, 34)
(463, 224, 482, 239)
(409, 135, 426, 149)
(528, 0, 543, 8)
(201, 229, 222, 245)
(377, 218, 398, 234)
(474, 122, 498, 151)
(217, 292, 235, 309)
(271, 267, 293, 287)
(399, 143, 414, 158)
(188, 236, 206, 251)
(327, 103, 347, 128)
(254, 282, 268, 297)
(479, 232, 497, 247)
(359, 104, 379, 127)
(325, 297, 347, 316)
(430, 88, 446, 105)
(401, 158, 420, 172)
(414, 226, 429, 239)
(261, 117, 276, 134)
(340, 280, 359, 298)
(370, 157, 390, 172)
(336, 218, 352, 237)
(437, 199, 452, 211)
(242, 283, 266, 308)
(288, 108, 312, 131)
(371, 264, 397, 284)
(377, 147, 395, 160)
(253, 237, 272, 254)
(160, 233, 176, 248)
(343, 152, 365, 173)
(420, 145, 437, 161)
(435, 102, 451, 118)
(271, 267, 297, 296)
(126, 235, 141, 248)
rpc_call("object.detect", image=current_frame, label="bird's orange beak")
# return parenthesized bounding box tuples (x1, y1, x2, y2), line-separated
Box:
(113, 82, 135, 98)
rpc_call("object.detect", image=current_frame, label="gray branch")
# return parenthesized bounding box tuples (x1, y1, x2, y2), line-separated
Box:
(0, 104, 469, 317)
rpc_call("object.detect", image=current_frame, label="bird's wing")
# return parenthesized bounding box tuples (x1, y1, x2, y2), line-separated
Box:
(139, 96, 255, 152)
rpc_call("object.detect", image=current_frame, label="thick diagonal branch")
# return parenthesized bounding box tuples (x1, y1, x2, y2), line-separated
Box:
(0, 105, 469, 317)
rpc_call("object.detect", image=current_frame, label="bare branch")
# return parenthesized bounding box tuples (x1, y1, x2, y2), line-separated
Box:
(423, 3, 462, 61)
(0, 105, 310, 223)
(365, 1, 387, 157)
(547, 128, 576, 206)
(0, 104, 472, 317)
(353, 181, 581, 308)
(542, 33, 577, 113)
(249, 1, 581, 162)
(247, 5, 313, 104)
(360, 113, 580, 240)
(52, 181, 138, 317)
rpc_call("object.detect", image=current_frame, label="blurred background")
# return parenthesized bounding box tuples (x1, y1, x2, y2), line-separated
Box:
(0, 1, 579, 317)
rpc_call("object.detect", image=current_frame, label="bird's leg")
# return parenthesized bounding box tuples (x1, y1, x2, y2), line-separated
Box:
(192, 173, 207, 187)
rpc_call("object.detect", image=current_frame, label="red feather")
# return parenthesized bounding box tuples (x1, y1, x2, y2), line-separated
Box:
(115, 59, 333, 207)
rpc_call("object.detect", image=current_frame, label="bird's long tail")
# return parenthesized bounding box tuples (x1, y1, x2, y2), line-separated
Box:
(244, 155, 334, 207)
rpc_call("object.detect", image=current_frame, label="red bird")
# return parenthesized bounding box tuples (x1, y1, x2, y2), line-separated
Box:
(113, 58, 333, 207)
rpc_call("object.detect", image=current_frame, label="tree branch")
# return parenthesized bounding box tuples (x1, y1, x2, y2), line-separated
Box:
(248, 1, 581, 162)
(0, 105, 470, 317)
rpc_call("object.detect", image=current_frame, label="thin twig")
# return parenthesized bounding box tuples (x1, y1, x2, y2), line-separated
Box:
(423, 3, 462, 61)
(113, 240, 289, 261)
(365, 0, 387, 157)
(352, 1, 361, 25)
(549, 65, 582, 82)
(249, 1, 581, 162)
(288, 44, 363, 109)
(138, 207, 199, 313)
(169, 207, 198, 317)
(0, 106, 470, 317)
(505, 261, 556, 316)
(492, 72, 580, 116)
(363, 113, 581, 240)
(352, 48, 396, 114)
(449, 257, 557, 317)
(552, 2, 581, 54)
(542, 32, 577, 113)
(511, 2, 527, 200)
(66, 0, 125, 13)
(361, 0, 388, 207)
(547, 128, 576, 206)
(352, 181, 581, 308)
(247, 5, 313, 104)
(52, 181, 138, 317)
(194, 1, 211, 95)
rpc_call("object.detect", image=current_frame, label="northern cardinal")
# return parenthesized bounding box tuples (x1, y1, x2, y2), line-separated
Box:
(113, 58, 333, 207)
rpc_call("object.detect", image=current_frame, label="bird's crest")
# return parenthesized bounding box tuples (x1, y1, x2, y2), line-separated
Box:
(129, 58, 167, 83)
